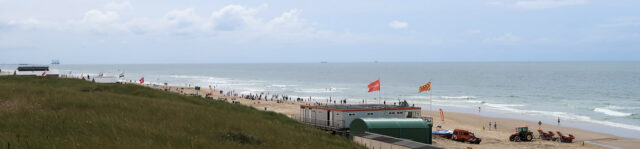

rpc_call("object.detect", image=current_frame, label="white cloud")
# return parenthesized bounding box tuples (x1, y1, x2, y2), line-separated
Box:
(105, 1, 133, 10)
(164, 8, 205, 32)
(483, 33, 521, 44)
(489, 0, 588, 9)
(21, 2, 360, 43)
(66, 9, 128, 33)
(389, 20, 408, 29)
(1, 18, 41, 30)
(7, 18, 40, 26)
(209, 5, 263, 31)
(81, 9, 119, 23)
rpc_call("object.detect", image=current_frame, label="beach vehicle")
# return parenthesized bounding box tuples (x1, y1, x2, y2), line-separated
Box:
(451, 129, 482, 144)
(509, 126, 533, 142)
(432, 129, 453, 139)
(556, 131, 575, 143)
(537, 129, 557, 141)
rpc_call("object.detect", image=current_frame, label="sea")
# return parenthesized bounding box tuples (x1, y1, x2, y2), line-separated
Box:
(2, 62, 639, 138)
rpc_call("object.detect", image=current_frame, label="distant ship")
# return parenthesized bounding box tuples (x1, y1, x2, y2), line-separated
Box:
(320, 61, 328, 64)
(51, 59, 60, 65)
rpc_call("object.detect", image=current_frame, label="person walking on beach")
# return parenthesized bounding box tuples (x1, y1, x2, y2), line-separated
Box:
(494, 121, 497, 130)
(489, 122, 492, 130)
(538, 121, 542, 129)
(558, 117, 561, 126)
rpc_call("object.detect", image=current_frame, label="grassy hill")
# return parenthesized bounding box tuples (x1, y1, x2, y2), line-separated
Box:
(0, 76, 363, 148)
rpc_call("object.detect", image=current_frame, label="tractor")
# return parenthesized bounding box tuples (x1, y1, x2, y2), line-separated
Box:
(509, 126, 533, 142)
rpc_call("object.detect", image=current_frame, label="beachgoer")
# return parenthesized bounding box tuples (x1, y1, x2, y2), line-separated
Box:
(538, 121, 542, 129)
(478, 107, 481, 112)
(494, 121, 497, 130)
(489, 122, 492, 130)
(558, 117, 561, 126)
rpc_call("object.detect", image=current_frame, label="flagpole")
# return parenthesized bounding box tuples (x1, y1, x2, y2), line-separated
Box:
(378, 77, 381, 104)
(429, 79, 432, 116)
(430, 90, 432, 115)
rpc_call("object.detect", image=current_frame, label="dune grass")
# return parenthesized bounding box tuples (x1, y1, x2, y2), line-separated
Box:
(0, 76, 363, 149)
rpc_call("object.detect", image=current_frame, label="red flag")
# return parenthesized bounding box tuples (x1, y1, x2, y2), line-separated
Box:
(139, 77, 145, 84)
(367, 79, 380, 92)
(42, 71, 47, 76)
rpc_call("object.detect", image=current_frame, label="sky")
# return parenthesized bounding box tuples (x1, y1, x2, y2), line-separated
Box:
(1, 0, 639, 64)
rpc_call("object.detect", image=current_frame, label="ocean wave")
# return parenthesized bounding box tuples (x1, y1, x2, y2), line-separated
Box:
(270, 84, 290, 88)
(441, 96, 476, 99)
(169, 75, 210, 79)
(484, 103, 525, 108)
(606, 105, 640, 110)
(594, 107, 633, 117)
(294, 88, 342, 93)
(427, 101, 640, 132)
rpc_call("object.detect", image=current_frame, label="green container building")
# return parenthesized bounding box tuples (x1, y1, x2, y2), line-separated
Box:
(350, 118, 432, 144)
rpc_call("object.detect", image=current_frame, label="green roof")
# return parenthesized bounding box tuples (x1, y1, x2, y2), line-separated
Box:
(356, 118, 429, 129)
(350, 118, 432, 144)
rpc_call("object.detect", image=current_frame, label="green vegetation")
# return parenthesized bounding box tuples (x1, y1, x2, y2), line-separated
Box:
(0, 76, 362, 149)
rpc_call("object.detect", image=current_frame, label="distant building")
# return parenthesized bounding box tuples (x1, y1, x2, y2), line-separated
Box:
(298, 101, 426, 135)
(15, 66, 59, 77)
(92, 76, 119, 83)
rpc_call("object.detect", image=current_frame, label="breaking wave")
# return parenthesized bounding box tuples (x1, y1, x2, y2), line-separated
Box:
(594, 107, 633, 117)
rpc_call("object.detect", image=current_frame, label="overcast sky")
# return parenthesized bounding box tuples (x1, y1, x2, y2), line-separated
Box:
(1, 0, 639, 64)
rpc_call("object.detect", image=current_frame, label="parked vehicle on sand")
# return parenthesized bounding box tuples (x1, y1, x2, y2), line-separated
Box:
(537, 129, 557, 141)
(509, 126, 533, 142)
(451, 129, 482, 144)
(556, 131, 575, 143)
(432, 129, 453, 139)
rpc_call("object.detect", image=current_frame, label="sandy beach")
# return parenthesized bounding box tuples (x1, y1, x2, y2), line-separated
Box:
(143, 83, 640, 149)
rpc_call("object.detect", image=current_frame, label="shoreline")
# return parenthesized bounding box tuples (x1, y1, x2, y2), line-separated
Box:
(138, 82, 640, 148)
(420, 104, 640, 139)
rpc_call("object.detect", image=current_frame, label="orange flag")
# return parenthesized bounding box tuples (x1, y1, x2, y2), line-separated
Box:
(419, 81, 431, 93)
(368, 79, 380, 92)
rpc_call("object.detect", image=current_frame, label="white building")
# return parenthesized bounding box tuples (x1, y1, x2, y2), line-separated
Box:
(299, 102, 422, 132)
(92, 76, 119, 83)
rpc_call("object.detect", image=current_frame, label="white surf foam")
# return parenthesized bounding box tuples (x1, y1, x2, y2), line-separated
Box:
(594, 107, 633, 117)
(441, 96, 476, 99)
(270, 84, 290, 88)
(436, 102, 640, 132)
(294, 88, 342, 93)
